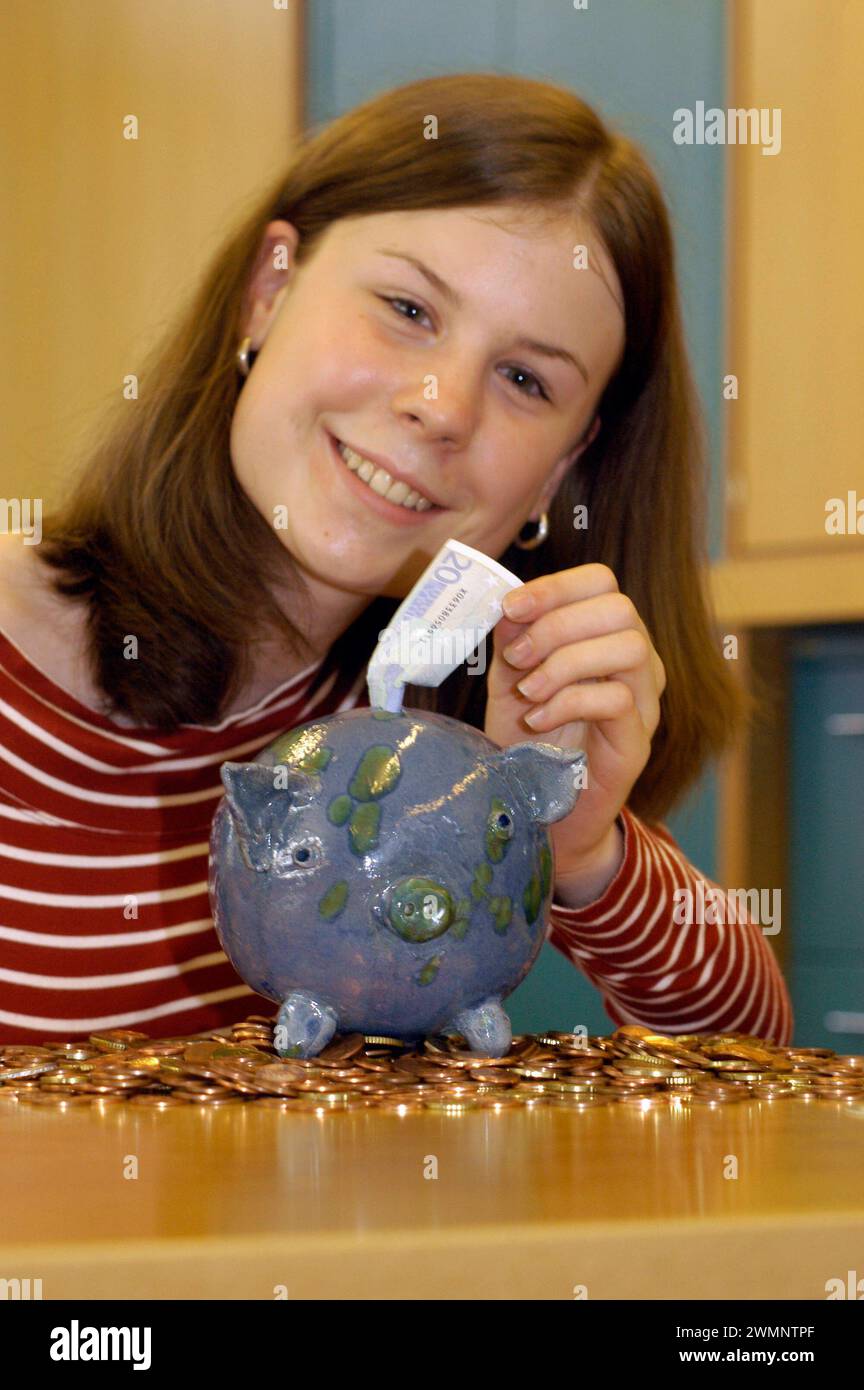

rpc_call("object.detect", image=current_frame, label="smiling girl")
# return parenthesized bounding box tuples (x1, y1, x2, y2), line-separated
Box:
(0, 74, 791, 1044)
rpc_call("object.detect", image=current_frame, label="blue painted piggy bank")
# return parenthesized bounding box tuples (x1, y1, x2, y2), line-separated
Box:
(208, 707, 586, 1057)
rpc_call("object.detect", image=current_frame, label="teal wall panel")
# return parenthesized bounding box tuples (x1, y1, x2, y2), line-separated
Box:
(305, 0, 726, 1032)
(788, 625, 864, 1049)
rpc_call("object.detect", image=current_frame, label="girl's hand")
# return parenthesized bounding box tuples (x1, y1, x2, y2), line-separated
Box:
(484, 564, 667, 892)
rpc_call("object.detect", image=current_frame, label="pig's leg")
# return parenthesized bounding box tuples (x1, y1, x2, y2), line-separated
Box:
(445, 996, 511, 1057)
(274, 990, 338, 1058)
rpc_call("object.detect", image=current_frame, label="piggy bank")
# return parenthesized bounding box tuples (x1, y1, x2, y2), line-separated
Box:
(208, 707, 586, 1057)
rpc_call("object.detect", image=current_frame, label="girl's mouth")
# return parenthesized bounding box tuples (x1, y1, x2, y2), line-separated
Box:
(326, 431, 445, 524)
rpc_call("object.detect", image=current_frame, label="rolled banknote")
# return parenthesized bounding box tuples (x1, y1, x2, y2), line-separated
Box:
(367, 539, 524, 712)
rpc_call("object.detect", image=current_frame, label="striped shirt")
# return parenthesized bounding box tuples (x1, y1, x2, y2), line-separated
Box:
(0, 627, 792, 1044)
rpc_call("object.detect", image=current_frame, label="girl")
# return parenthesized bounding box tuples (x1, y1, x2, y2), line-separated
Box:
(0, 74, 792, 1045)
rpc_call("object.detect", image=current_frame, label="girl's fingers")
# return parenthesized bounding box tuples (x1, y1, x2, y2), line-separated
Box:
(502, 589, 661, 679)
(496, 566, 667, 734)
(523, 678, 636, 729)
(525, 672, 661, 739)
(513, 629, 647, 697)
(502, 564, 621, 624)
(524, 684, 654, 777)
(512, 630, 663, 737)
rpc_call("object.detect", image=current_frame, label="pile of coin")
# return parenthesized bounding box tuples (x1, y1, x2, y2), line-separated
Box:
(1, 1019, 862, 1113)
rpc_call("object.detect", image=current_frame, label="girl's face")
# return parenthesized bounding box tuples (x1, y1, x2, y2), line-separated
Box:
(231, 204, 625, 604)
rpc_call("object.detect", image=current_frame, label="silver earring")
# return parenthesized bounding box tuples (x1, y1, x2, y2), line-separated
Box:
(237, 336, 257, 378)
(514, 511, 549, 549)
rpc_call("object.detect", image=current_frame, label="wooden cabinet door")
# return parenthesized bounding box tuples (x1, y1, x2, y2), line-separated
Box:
(727, 0, 864, 557)
(0, 0, 303, 510)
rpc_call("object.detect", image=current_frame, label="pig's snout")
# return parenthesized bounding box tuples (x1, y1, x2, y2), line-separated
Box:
(381, 876, 456, 943)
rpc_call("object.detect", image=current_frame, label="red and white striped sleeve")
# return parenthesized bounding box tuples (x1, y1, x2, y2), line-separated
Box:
(546, 805, 794, 1046)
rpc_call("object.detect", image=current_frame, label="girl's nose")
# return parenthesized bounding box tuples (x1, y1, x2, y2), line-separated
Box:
(391, 357, 482, 444)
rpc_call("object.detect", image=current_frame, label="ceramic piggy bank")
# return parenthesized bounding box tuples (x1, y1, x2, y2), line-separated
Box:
(208, 707, 587, 1057)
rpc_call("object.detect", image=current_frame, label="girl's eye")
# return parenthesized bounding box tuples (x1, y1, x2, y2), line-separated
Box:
(380, 295, 432, 328)
(379, 296, 550, 402)
(499, 365, 549, 401)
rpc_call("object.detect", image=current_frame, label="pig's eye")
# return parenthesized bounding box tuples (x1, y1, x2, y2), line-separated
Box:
(282, 839, 322, 869)
(387, 877, 453, 942)
(271, 835, 324, 877)
(485, 800, 515, 863)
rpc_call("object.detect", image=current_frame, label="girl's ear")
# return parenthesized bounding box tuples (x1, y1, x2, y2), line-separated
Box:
(578, 413, 602, 453)
(533, 414, 602, 516)
(242, 219, 300, 341)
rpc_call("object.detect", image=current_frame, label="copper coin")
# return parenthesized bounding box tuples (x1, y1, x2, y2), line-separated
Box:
(0, 1029, 844, 1111)
(317, 1034, 367, 1063)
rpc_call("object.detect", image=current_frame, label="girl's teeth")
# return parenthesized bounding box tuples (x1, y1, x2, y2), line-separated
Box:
(369, 470, 392, 497)
(338, 442, 434, 510)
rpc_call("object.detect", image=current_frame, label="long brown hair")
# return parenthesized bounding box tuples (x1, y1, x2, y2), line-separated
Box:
(38, 72, 753, 822)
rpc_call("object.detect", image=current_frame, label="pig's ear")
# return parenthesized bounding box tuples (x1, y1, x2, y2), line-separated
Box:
(489, 743, 588, 825)
(219, 762, 313, 872)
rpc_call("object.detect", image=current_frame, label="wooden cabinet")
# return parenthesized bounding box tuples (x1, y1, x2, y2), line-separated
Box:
(711, 0, 864, 626)
(715, 4, 864, 1029)
(0, 0, 303, 510)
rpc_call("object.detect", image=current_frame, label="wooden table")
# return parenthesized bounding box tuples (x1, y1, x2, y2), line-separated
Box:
(1, 1096, 862, 1299)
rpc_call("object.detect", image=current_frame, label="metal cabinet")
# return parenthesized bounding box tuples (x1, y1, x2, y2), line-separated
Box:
(789, 625, 864, 1049)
